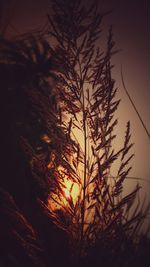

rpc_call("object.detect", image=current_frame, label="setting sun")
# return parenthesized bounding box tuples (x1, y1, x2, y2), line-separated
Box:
(48, 174, 80, 211)
(63, 178, 80, 203)
(63, 188, 70, 199)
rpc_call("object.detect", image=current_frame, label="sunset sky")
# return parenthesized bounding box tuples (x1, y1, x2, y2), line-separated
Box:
(2, 0, 150, 200)
(103, 0, 150, 201)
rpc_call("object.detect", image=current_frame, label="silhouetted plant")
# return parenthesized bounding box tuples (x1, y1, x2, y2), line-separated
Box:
(0, 36, 75, 202)
(45, 0, 149, 263)
(0, 1, 150, 267)
(0, 187, 46, 267)
(0, 35, 72, 266)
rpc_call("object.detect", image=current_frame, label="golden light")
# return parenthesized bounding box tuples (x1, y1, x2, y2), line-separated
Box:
(64, 188, 71, 200)
(48, 175, 80, 211)
(63, 178, 80, 203)
(41, 134, 51, 144)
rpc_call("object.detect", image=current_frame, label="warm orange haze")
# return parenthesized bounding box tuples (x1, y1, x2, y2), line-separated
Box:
(2, 0, 150, 199)
(0, 1, 150, 267)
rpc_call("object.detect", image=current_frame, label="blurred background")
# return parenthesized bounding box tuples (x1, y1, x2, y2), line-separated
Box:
(1, 0, 150, 209)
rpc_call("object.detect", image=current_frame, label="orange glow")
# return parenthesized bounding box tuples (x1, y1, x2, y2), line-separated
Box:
(64, 188, 71, 199)
(41, 134, 51, 144)
(48, 175, 80, 211)
(63, 178, 80, 204)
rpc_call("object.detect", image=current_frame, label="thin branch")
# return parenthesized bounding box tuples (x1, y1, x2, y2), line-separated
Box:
(121, 66, 150, 140)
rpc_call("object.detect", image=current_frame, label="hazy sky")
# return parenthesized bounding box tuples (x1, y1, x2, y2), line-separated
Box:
(102, 0, 150, 199)
(2, 0, 150, 199)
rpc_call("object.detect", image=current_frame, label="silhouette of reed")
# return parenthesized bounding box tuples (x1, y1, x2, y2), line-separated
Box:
(0, 1, 150, 267)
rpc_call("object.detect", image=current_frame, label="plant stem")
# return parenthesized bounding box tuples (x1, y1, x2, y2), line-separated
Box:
(80, 88, 87, 257)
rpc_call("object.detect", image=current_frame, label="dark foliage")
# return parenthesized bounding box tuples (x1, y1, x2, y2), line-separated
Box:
(0, 188, 46, 267)
(0, 1, 149, 267)
(0, 36, 71, 267)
